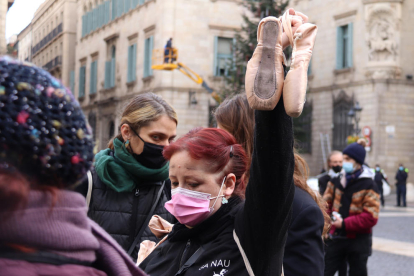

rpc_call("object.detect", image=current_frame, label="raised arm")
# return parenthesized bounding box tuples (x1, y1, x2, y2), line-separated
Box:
(235, 98, 295, 276)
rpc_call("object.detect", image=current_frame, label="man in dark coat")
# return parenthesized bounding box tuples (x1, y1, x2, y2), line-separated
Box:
(395, 164, 409, 207)
(318, 151, 343, 196)
(374, 164, 387, 207)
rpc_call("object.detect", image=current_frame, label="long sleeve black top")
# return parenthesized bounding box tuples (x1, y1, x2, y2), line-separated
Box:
(140, 100, 295, 276)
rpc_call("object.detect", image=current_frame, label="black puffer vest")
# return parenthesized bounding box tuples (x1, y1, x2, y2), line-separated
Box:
(87, 167, 175, 261)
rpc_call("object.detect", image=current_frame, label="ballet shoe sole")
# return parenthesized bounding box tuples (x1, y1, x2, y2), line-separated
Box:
(253, 21, 279, 100)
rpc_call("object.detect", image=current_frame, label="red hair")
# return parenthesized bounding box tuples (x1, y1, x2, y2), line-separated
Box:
(163, 128, 248, 198)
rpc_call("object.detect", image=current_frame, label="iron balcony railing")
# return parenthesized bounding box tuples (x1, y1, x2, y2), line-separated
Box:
(32, 23, 63, 56)
(43, 55, 62, 71)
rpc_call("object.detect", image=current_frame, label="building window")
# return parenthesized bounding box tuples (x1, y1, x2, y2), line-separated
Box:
(293, 101, 312, 153)
(105, 46, 116, 89)
(90, 60, 98, 94)
(333, 92, 354, 150)
(139, 0, 145, 5)
(111, 0, 117, 20)
(214, 37, 233, 76)
(88, 112, 97, 140)
(70, 70, 75, 92)
(144, 36, 154, 78)
(336, 23, 353, 70)
(127, 43, 137, 83)
(79, 65, 86, 98)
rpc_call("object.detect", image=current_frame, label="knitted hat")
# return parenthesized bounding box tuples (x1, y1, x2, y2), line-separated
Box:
(0, 56, 94, 187)
(343, 140, 366, 165)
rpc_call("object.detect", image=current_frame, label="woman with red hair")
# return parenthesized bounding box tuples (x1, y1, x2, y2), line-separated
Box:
(139, 93, 294, 274)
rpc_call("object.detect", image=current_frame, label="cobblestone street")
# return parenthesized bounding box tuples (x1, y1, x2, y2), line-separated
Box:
(367, 194, 414, 275)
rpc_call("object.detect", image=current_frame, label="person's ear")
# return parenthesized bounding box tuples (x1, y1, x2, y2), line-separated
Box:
(224, 173, 236, 197)
(120, 124, 131, 141)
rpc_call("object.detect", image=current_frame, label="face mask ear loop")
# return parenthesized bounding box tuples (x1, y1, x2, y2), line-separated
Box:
(130, 126, 145, 143)
(210, 176, 227, 213)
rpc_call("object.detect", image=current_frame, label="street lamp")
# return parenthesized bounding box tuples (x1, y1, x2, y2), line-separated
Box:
(348, 102, 363, 136)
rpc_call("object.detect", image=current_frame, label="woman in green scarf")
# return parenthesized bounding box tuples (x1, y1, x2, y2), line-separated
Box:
(77, 93, 178, 261)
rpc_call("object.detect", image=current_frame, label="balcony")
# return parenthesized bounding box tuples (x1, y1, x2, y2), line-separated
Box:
(43, 56, 62, 72)
(32, 23, 63, 56)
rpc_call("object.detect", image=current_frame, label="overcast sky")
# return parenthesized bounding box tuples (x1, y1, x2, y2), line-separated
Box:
(6, 0, 46, 42)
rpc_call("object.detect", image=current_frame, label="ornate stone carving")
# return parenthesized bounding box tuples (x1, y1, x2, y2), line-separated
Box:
(365, 4, 399, 62)
(365, 66, 401, 79)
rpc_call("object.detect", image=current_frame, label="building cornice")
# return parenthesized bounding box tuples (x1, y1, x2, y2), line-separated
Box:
(362, 0, 403, 4)
(333, 9, 358, 20)
(309, 79, 414, 93)
(208, 24, 241, 32)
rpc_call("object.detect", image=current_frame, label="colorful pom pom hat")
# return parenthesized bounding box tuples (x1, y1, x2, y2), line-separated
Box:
(0, 56, 94, 187)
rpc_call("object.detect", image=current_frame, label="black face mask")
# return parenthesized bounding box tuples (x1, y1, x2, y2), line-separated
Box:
(130, 129, 167, 169)
(332, 165, 342, 173)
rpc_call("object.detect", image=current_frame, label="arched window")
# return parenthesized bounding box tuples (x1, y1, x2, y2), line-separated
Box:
(333, 91, 354, 150)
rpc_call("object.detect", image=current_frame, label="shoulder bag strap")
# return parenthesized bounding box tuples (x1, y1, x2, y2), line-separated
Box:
(175, 246, 205, 276)
(86, 170, 93, 208)
(127, 181, 166, 256)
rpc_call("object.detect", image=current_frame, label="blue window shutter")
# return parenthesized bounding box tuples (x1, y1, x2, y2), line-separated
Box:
(90, 61, 97, 94)
(336, 26, 344, 70)
(132, 0, 138, 7)
(89, 11, 93, 33)
(104, 61, 110, 89)
(79, 66, 85, 97)
(213, 36, 218, 76)
(132, 44, 137, 81)
(127, 45, 132, 82)
(118, 0, 123, 17)
(82, 14, 85, 36)
(125, 0, 131, 12)
(70, 70, 75, 92)
(105, 1, 110, 23)
(112, 0, 117, 20)
(93, 8, 97, 30)
(144, 39, 148, 77)
(139, 0, 145, 5)
(149, 36, 154, 76)
(347, 23, 353, 68)
(111, 58, 116, 87)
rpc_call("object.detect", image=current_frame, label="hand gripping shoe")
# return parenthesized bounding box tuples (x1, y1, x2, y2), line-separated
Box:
(245, 16, 284, 110)
(282, 11, 317, 117)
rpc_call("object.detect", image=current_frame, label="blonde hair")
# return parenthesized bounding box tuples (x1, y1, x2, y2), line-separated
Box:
(108, 93, 178, 150)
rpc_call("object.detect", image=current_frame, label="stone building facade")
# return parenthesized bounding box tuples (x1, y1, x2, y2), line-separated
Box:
(17, 24, 32, 62)
(30, 0, 77, 87)
(290, 0, 414, 177)
(0, 0, 14, 55)
(75, 0, 244, 149)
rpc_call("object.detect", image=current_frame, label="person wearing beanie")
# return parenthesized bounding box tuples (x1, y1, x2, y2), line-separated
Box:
(323, 139, 380, 276)
(395, 163, 409, 207)
(0, 57, 146, 276)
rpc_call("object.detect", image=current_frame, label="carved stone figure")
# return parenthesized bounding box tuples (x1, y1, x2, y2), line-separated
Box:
(366, 5, 399, 62)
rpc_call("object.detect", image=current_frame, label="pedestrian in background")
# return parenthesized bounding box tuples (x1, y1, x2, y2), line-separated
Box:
(76, 93, 177, 261)
(395, 163, 409, 207)
(374, 164, 387, 207)
(0, 57, 146, 276)
(318, 151, 343, 196)
(215, 93, 330, 276)
(323, 139, 380, 276)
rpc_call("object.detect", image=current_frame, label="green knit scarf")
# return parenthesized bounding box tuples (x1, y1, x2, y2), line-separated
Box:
(94, 138, 169, 192)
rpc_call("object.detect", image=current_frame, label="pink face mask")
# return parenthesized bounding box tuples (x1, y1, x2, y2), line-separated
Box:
(164, 177, 227, 227)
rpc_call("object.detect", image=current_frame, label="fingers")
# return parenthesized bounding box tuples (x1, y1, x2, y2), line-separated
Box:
(295, 11, 309, 23)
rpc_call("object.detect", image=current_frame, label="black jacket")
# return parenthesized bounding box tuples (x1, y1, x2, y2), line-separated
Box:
(396, 170, 408, 185)
(318, 173, 331, 196)
(374, 171, 386, 189)
(283, 186, 324, 276)
(76, 167, 174, 261)
(140, 99, 295, 276)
